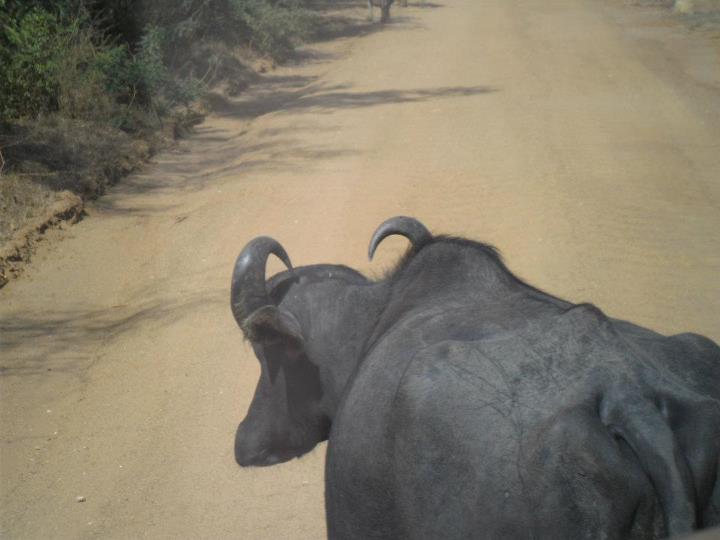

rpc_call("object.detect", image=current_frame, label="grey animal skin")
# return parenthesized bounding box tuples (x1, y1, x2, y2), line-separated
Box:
(368, 0, 395, 23)
(230, 216, 720, 540)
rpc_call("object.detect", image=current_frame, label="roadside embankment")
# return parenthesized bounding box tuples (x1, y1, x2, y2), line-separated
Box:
(0, 0, 374, 288)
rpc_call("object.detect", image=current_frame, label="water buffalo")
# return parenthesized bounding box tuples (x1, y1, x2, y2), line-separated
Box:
(231, 216, 720, 539)
(368, 0, 394, 23)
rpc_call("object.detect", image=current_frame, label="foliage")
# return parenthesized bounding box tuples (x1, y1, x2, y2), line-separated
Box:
(232, 0, 317, 60)
(0, 4, 66, 119)
(0, 0, 332, 254)
(0, 0, 318, 124)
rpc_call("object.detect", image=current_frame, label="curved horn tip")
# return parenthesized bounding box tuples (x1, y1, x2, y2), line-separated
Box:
(234, 236, 293, 273)
(231, 236, 293, 325)
(368, 216, 432, 261)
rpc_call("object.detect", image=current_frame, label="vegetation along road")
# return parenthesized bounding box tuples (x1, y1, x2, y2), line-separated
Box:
(1, 0, 719, 537)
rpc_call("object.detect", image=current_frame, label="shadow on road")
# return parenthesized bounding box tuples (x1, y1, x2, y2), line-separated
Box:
(405, 2, 444, 8)
(94, 77, 496, 213)
(211, 81, 497, 118)
(91, 0, 492, 214)
(0, 288, 226, 377)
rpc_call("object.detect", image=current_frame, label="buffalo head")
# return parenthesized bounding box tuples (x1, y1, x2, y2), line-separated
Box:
(230, 218, 431, 466)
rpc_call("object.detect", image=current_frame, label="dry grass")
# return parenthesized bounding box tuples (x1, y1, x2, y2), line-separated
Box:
(3, 118, 145, 191)
(0, 115, 159, 245)
(0, 174, 60, 245)
(0, 114, 164, 287)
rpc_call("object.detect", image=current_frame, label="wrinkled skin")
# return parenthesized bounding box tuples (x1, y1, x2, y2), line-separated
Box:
(234, 264, 375, 466)
(231, 218, 720, 539)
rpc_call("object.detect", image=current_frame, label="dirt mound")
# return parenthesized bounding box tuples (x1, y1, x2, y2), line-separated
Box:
(0, 190, 83, 287)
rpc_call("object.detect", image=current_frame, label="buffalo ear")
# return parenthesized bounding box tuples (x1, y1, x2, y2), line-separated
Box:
(242, 305, 304, 349)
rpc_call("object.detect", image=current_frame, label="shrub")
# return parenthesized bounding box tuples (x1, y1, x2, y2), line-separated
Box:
(54, 20, 119, 121)
(232, 0, 317, 60)
(1, 0, 320, 125)
(0, 3, 205, 132)
(0, 4, 65, 119)
(133, 26, 204, 114)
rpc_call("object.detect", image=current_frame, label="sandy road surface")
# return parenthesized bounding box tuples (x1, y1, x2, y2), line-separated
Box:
(2, 0, 720, 538)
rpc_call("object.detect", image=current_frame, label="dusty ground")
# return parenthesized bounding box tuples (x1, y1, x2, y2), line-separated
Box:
(1, 0, 719, 538)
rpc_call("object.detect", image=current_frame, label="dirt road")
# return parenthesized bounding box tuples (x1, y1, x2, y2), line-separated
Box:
(2, 0, 719, 538)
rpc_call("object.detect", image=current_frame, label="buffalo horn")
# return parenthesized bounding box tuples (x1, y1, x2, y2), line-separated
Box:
(231, 236, 293, 325)
(368, 216, 432, 260)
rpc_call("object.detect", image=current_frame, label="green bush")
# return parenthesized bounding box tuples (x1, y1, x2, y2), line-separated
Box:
(0, 2, 204, 129)
(133, 26, 204, 114)
(0, 0, 321, 125)
(135, 0, 318, 64)
(89, 25, 203, 129)
(0, 5, 65, 119)
(54, 21, 119, 121)
(234, 0, 317, 60)
(0, 3, 125, 121)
